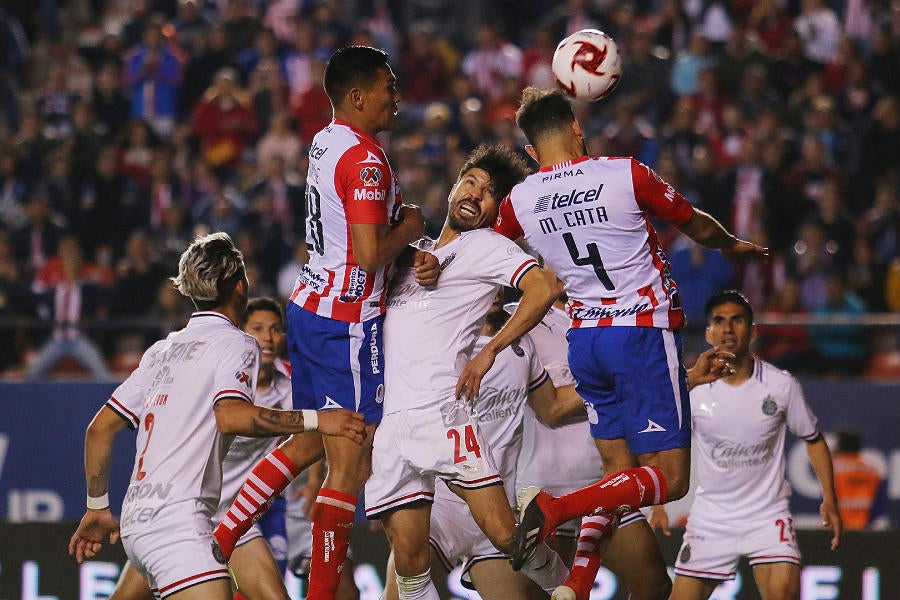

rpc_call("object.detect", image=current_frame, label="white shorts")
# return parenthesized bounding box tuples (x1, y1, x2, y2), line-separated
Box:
(675, 509, 801, 580)
(365, 401, 501, 518)
(429, 491, 505, 580)
(122, 522, 230, 598)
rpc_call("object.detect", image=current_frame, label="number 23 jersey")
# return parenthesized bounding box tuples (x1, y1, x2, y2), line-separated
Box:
(494, 156, 694, 329)
(290, 120, 402, 323)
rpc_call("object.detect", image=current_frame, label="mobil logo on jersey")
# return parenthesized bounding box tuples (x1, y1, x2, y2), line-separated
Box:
(533, 183, 604, 213)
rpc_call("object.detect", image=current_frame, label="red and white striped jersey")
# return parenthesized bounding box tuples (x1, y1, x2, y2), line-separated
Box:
(494, 156, 694, 329)
(107, 312, 260, 537)
(290, 120, 402, 322)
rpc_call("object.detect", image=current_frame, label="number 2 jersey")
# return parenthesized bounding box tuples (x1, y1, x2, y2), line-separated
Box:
(494, 156, 694, 329)
(289, 120, 402, 323)
(105, 312, 260, 538)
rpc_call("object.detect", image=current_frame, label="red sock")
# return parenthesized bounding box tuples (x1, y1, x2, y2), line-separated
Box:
(306, 488, 357, 600)
(549, 466, 668, 524)
(564, 514, 619, 599)
(214, 448, 300, 559)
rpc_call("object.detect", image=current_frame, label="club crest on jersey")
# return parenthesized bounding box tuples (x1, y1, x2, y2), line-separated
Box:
(241, 349, 257, 369)
(212, 541, 227, 564)
(234, 370, 252, 388)
(680, 544, 691, 563)
(511, 343, 524, 357)
(762, 396, 778, 416)
(359, 166, 382, 187)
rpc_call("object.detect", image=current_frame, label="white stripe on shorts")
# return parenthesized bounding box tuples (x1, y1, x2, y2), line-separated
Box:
(348, 322, 364, 412)
(661, 329, 683, 428)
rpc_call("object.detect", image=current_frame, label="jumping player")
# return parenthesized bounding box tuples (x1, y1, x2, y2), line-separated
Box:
(649, 291, 841, 600)
(365, 144, 568, 600)
(494, 87, 767, 599)
(213, 46, 437, 600)
(68, 233, 365, 600)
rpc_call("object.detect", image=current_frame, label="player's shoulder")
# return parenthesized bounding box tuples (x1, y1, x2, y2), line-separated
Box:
(460, 227, 523, 250)
(755, 357, 801, 390)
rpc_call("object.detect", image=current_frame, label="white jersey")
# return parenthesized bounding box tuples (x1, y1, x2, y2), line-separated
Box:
(382, 229, 538, 412)
(515, 305, 604, 493)
(433, 334, 547, 507)
(495, 156, 694, 329)
(214, 362, 292, 524)
(688, 357, 819, 525)
(108, 312, 259, 537)
(290, 120, 402, 322)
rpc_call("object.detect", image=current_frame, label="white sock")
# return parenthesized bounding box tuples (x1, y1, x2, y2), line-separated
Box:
(521, 541, 570, 593)
(396, 568, 440, 600)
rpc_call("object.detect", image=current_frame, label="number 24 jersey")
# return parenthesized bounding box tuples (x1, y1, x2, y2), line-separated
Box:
(494, 156, 694, 329)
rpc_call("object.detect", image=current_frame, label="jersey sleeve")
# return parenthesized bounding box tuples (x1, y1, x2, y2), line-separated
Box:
(784, 374, 819, 440)
(493, 194, 525, 240)
(475, 233, 538, 289)
(211, 335, 260, 405)
(106, 341, 164, 429)
(630, 159, 695, 226)
(335, 144, 391, 225)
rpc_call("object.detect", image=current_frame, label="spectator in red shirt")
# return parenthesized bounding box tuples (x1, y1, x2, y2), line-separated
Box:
(191, 67, 259, 177)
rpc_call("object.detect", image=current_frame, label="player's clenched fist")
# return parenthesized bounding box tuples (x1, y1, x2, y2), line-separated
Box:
(317, 409, 367, 443)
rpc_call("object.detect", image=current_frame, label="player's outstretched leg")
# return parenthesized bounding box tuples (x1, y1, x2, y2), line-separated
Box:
(216, 435, 324, 559)
(551, 514, 619, 600)
(510, 466, 668, 570)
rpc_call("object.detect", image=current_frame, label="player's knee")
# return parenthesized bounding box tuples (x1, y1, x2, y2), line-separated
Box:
(391, 547, 432, 577)
(665, 475, 689, 501)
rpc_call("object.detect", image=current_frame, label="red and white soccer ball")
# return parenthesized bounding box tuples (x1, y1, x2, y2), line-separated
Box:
(552, 29, 622, 101)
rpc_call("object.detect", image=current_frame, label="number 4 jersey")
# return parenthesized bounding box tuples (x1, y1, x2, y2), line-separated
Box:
(494, 156, 694, 329)
(290, 120, 402, 323)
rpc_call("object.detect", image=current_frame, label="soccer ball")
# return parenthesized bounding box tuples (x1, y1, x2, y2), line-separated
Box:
(551, 29, 622, 101)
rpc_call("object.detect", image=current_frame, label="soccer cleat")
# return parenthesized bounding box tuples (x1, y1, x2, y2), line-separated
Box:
(509, 486, 553, 571)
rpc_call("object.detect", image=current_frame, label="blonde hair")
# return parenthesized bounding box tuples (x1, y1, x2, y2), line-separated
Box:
(171, 232, 245, 308)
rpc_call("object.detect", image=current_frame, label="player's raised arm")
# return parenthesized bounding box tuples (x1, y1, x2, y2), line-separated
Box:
(677, 207, 769, 261)
(213, 400, 366, 444)
(69, 406, 128, 563)
(456, 266, 556, 401)
(350, 204, 426, 272)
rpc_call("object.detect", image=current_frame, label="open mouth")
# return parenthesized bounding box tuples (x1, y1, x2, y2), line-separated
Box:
(458, 199, 479, 218)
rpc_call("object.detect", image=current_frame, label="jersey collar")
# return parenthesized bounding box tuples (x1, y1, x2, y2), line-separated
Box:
(190, 311, 237, 327)
(538, 155, 591, 173)
(333, 119, 383, 148)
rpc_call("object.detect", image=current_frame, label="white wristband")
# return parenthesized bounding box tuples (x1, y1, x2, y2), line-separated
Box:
(301, 409, 318, 432)
(87, 493, 109, 510)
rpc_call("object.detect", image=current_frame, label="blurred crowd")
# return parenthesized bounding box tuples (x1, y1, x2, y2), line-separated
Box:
(0, 0, 899, 380)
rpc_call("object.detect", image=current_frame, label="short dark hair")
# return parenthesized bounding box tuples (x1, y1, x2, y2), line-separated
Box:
(704, 290, 754, 325)
(458, 143, 529, 201)
(835, 430, 862, 453)
(516, 87, 576, 146)
(243, 297, 284, 326)
(323, 46, 390, 106)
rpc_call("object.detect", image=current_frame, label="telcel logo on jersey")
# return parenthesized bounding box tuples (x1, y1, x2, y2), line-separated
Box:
(354, 187, 386, 201)
(533, 184, 604, 213)
(309, 140, 327, 160)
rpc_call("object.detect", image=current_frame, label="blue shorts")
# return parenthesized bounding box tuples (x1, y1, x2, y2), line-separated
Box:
(257, 496, 287, 574)
(566, 326, 690, 455)
(286, 303, 385, 423)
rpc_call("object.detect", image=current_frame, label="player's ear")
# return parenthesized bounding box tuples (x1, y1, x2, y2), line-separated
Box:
(348, 87, 364, 111)
(705, 326, 713, 346)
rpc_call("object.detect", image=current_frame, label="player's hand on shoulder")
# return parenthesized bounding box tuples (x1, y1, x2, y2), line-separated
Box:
(399, 204, 426, 239)
(686, 345, 736, 389)
(414, 249, 441, 286)
(820, 500, 842, 550)
(722, 238, 769, 261)
(68, 509, 120, 563)
(317, 409, 367, 444)
(647, 505, 671, 536)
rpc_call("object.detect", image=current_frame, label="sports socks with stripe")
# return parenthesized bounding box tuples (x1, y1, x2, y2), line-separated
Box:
(214, 447, 300, 559)
(544, 466, 668, 526)
(306, 488, 357, 599)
